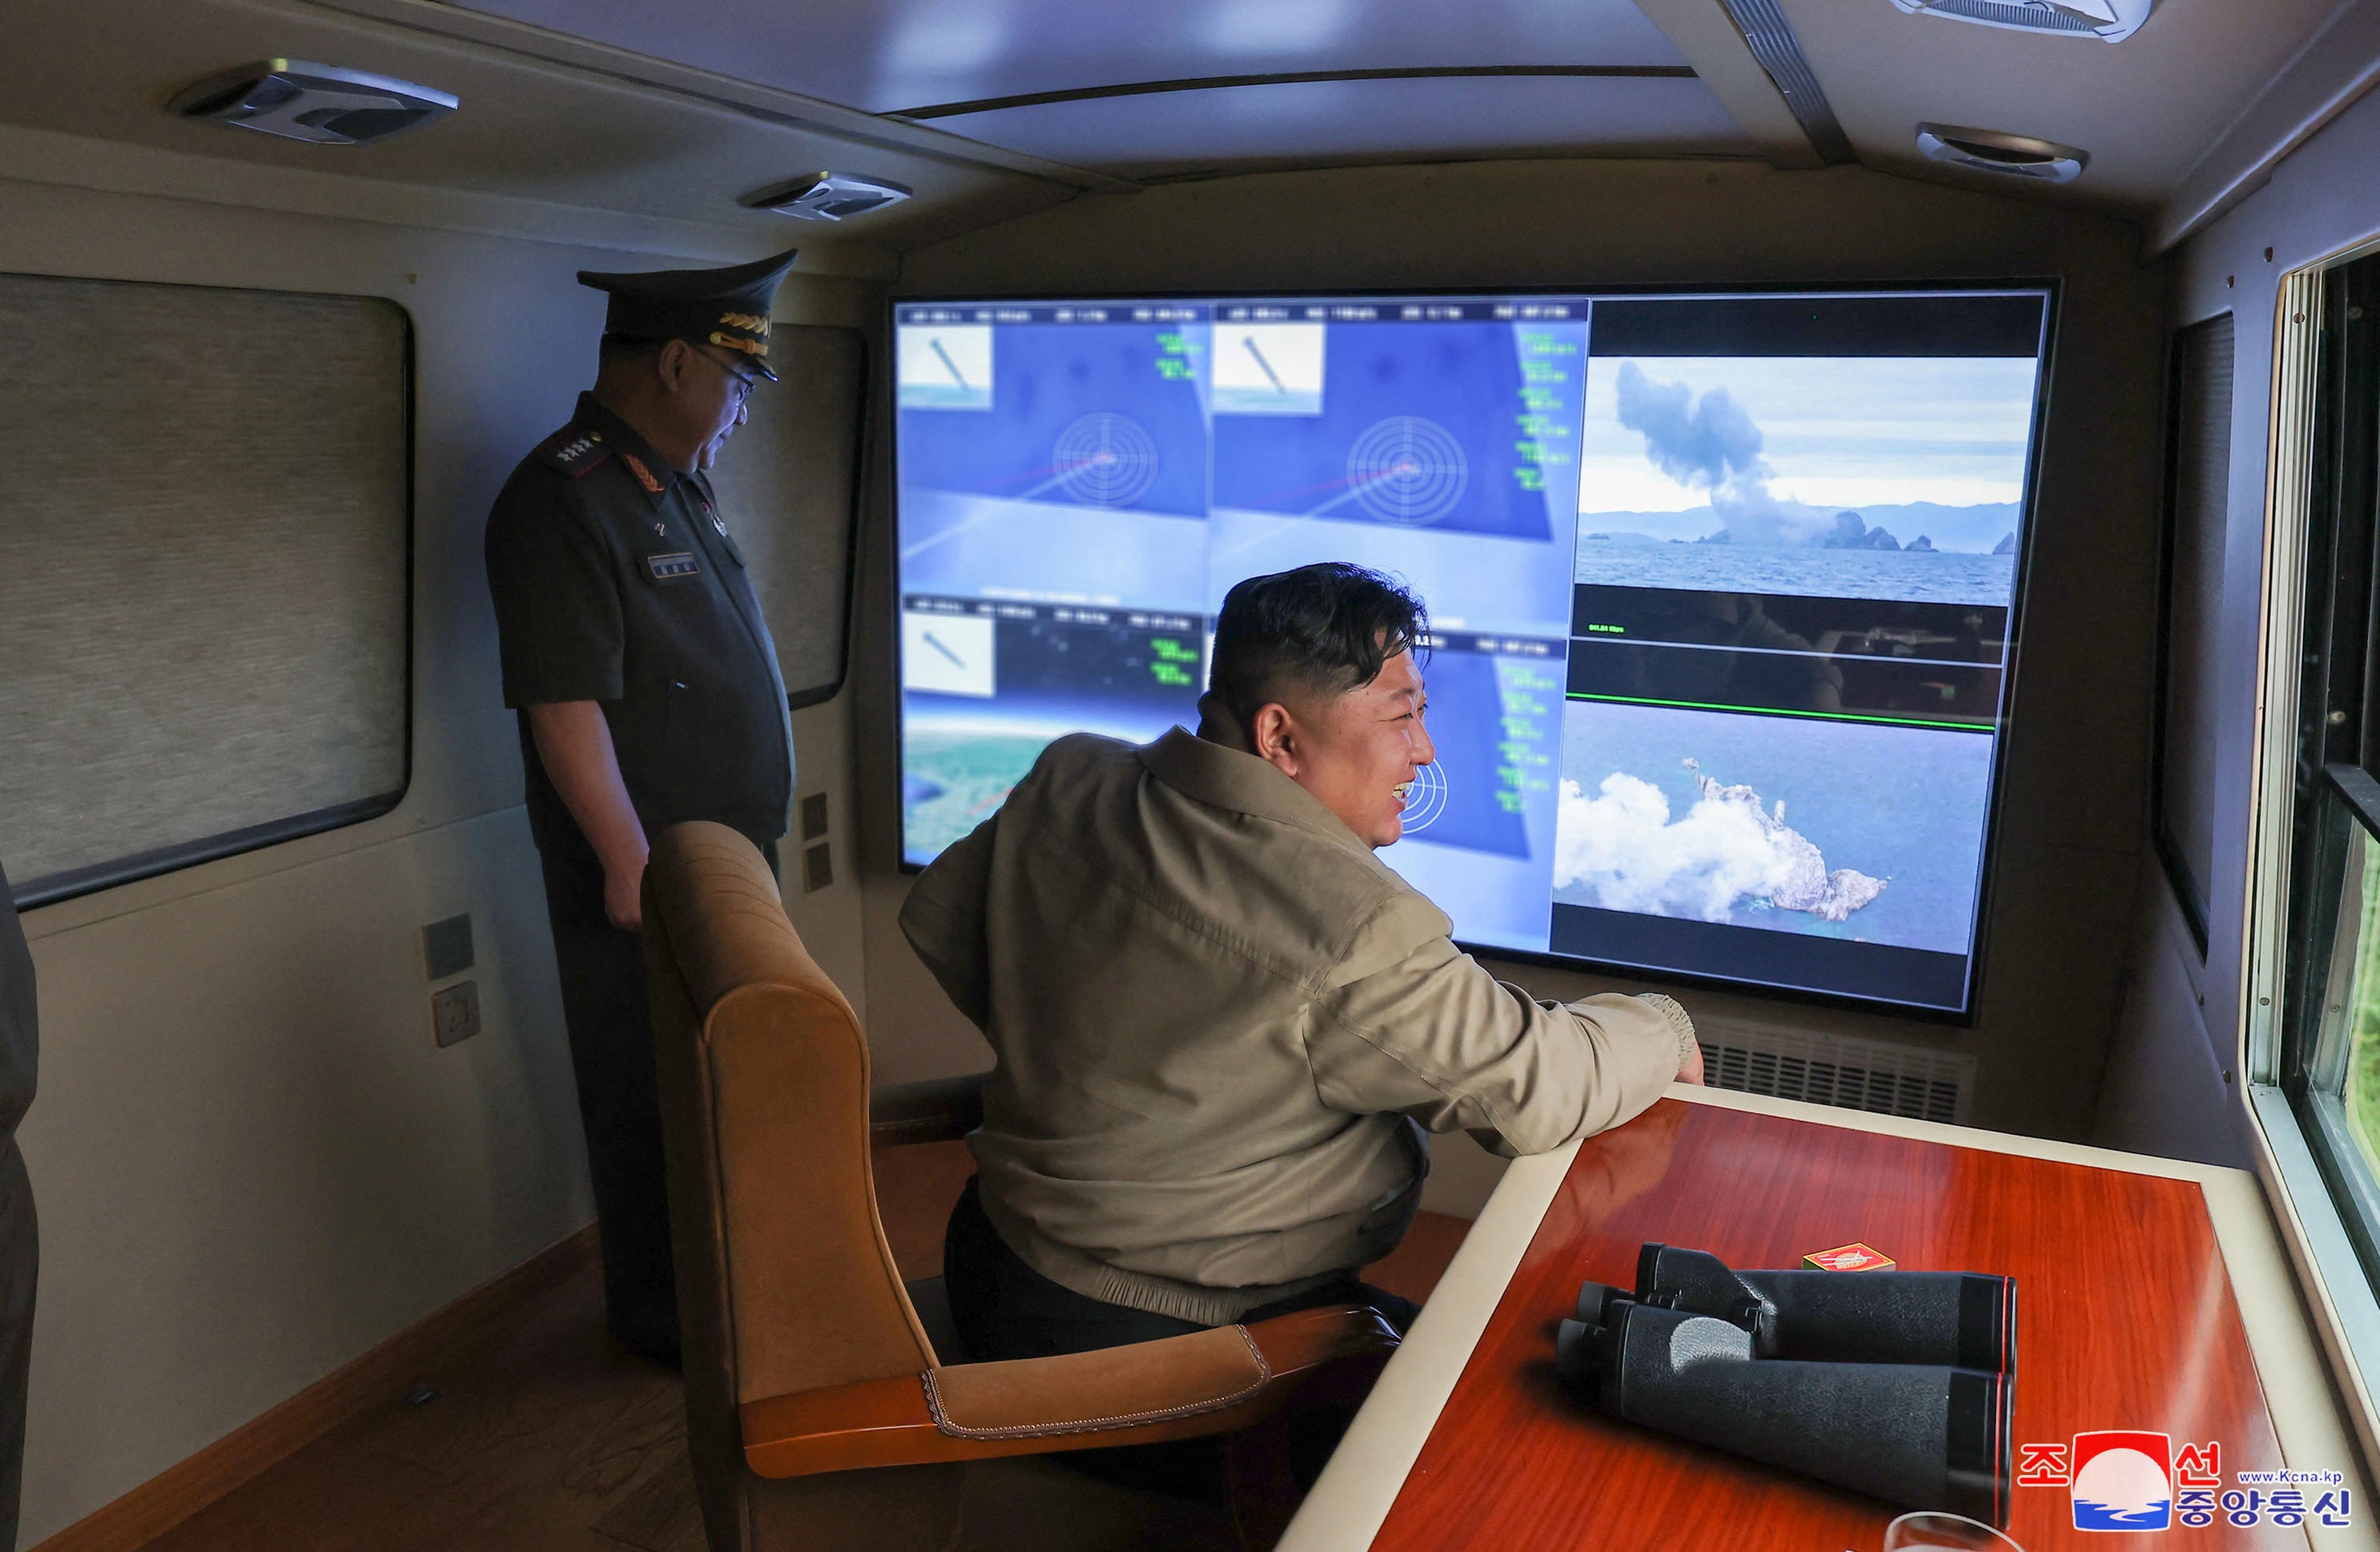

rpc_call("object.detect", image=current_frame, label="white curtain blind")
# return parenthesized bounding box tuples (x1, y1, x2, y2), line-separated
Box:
(0, 273, 410, 906)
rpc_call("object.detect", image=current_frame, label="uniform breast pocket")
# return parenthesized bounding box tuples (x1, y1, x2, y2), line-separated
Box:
(639, 551, 701, 585)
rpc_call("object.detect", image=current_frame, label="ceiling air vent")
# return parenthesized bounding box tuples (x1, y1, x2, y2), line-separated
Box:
(168, 60, 458, 146)
(740, 172, 912, 223)
(1916, 123, 2087, 182)
(1891, 0, 2154, 41)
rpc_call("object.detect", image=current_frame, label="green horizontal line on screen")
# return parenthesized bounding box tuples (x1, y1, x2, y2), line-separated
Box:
(1561, 692, 1997, 734)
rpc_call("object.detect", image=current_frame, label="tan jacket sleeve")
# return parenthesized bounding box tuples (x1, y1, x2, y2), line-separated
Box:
(1307, 906, 1695, 1155)
(897, 812, 1000, 1031)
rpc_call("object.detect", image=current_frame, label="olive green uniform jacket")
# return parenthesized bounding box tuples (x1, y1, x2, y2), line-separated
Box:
(900, 728, 1696, 1326)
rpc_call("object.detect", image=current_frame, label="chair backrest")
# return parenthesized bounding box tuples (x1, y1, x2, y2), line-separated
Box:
(643, 821, 939, 1423)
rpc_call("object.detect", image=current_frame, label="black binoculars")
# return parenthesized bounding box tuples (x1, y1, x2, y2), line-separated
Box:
(1554, 1243, 2015, 1526)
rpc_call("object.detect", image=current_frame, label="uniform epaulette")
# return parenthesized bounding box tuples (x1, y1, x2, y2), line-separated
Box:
(533, 426, 614, 478)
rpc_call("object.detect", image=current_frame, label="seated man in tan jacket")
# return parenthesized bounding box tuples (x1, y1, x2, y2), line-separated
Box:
(900, 562, 1702, 1362)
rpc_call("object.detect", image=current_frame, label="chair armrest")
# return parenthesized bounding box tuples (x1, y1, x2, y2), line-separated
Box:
(869, 1072, 987, 1148)
(739, 1304, 1399, 1478)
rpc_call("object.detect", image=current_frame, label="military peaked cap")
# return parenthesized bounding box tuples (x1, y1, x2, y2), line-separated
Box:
(578, 247, 799, 382)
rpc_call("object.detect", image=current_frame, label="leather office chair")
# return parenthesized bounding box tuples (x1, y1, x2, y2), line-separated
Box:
(641, 821, 1402, 1552)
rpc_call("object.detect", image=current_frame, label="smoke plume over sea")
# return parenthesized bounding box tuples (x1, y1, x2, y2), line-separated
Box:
(1552, 701, 1992, 955)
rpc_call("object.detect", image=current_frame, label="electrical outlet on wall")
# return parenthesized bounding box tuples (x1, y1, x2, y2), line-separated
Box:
(432, 981, 481, 1048)
(421, 914, 474, 981)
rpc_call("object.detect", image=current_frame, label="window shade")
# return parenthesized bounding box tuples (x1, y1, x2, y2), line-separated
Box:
(0, 273, 411, 907)
(2155, 311, 2235, 951)
(704, 324, 865, 710)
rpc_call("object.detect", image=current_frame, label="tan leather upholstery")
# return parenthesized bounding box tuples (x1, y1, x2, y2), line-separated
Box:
(644, 822, 936, 1402)
(643, 822, 1400, 1551)
(926, 1324, 1266, 1439)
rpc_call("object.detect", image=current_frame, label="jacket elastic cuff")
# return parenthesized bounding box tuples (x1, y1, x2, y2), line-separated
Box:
(1639, 993, 1699, 1070)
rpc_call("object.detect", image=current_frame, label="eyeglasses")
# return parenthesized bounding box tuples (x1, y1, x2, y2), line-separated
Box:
(690, 344, 759, 405)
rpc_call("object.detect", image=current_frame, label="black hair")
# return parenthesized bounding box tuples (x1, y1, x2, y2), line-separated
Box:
(1209, 563, 1428, 736)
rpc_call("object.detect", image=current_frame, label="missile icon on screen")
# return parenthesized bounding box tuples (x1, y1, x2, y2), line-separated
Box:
(931, 338, 969, 391)
(1242, 336, 1287, 395)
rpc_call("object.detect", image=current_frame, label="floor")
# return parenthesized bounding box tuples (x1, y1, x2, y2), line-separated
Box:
(139, 1142, 1469, 1552)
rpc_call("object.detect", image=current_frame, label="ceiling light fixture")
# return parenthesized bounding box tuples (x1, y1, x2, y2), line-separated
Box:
(1915, 124, 2087, 182)
(167, 60, 458, 146)
(1891, 0, 2154, 43)
(740, 172, 912, 223)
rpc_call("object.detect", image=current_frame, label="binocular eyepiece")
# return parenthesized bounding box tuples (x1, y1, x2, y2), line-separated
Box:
(1554, 1245, 2015, 1527)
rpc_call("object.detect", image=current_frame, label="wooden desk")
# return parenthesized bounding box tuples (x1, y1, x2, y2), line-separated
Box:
(1281, 1087, 2378, 1552)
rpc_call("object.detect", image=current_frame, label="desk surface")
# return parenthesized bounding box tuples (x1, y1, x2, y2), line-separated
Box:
(1282, 1087, 2378, 1552)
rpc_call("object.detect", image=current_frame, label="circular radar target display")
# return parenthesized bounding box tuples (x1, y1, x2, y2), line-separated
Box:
(1052, 413, 1162, 509)
(1346, 416, 1468, 526)
(1397, 761, 1451, 835)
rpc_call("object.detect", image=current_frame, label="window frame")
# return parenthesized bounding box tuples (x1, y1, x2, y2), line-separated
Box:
(2246, 245, 2380, 1444)
(2280, 766, 2380, 1281)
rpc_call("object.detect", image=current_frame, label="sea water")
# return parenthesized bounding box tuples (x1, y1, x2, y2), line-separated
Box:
(1574, 543, 2017, 608)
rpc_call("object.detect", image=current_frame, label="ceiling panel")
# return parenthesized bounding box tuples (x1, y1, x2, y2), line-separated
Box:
(1775, 0, 2347, 212)
(0, 0, 1066, 252)
(447, 0, 1691, 114)
(919, 75, 1751, 178)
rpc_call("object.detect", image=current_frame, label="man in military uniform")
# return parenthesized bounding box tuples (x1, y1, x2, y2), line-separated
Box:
(484, 248, 800, 1365)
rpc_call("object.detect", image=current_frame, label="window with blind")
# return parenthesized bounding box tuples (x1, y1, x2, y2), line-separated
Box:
(2154, 314, 2234, 955)
(705, 323, 866, 710)
(0, 272, 412, 908)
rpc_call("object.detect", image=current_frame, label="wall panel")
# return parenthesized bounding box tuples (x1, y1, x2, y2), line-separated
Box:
(0, 162, 876, 1545)
(2113, 74, 2380, 1168)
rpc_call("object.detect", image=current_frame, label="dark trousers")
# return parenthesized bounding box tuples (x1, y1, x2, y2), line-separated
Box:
(942, 1177, 1416, 1496)
(538, 835, 678, 1364)
(536, 832, 779, 1366)
(942, 1177, 1418, 1362)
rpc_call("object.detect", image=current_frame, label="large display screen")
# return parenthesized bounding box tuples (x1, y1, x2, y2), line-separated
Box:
(892, 289, 2050, 1016)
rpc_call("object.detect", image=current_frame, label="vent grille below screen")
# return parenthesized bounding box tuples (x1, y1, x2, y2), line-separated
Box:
(1696, 1025, 1975, 1125)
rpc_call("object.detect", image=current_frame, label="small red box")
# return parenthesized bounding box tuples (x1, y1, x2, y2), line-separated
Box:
(1801, 1242, 1895, 1272)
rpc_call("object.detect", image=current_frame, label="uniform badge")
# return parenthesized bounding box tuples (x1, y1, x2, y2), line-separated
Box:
(535, 426, 612, 478)
(643, 551, 700, 581)
(620, 452, 666, 495)
(701, 498, 728, 538)
(712, 309, 771, 365)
